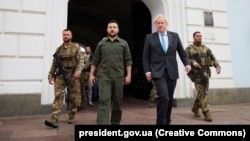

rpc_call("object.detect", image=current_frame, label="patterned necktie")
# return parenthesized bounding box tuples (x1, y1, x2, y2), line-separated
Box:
(161, 34, 167, 53)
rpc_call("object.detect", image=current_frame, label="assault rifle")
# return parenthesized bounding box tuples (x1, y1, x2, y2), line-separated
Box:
(193, 53, 208, 87)
(53, 52, 70, 107)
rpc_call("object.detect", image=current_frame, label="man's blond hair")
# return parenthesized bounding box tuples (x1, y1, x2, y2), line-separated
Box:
(153, 14, 168, 24)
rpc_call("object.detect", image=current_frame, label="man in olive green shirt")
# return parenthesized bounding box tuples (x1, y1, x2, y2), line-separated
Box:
(89, 20, 133, 125)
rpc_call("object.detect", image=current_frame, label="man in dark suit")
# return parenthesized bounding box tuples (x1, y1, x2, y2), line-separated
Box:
(142, 14, 191, 125)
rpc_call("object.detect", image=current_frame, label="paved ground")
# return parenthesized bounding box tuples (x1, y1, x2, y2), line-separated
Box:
(0, 95, 250, 141)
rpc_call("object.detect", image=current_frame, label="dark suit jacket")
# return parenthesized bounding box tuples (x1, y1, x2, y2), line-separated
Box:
(143, 31, 190, 80)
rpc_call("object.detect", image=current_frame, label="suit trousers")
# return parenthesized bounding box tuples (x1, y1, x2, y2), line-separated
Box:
(153, 70, 177, 125)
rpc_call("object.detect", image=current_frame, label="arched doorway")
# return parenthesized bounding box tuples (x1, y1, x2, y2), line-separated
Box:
(67, 0, 152, 100)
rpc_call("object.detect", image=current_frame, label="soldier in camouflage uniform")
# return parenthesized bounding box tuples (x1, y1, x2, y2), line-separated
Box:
(79, 46, 93, 110)
(185, 31, 221, 122)
(73, 42, 83, 111)
(45, 29, 85, 128)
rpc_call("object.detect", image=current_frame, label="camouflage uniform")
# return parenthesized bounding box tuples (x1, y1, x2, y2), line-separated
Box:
(185, 43, 220, 121)
(47, 42, 84, 125)
(72, 43, 83, 111)
(79, 52, 91, 109)
(148, 81, 157, 107)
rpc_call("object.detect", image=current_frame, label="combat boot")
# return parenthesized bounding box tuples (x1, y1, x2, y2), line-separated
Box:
(191, 107, 200, 117)
(45, 111, 60, 128)
(203, 111, 212, 122)
(44, 120, 58, 128)
(68, 116, 75, 124)
(148, 100, 156, 108)
(68, 112, 75, 124)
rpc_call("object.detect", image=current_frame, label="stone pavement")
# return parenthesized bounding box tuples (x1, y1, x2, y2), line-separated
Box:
(0, 95, 250, 141)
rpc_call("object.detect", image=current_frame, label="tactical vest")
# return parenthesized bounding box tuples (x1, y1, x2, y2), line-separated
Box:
(186, 44, 214, 82)
(56, 43, 78, 69)
(186, 44, 214, 67)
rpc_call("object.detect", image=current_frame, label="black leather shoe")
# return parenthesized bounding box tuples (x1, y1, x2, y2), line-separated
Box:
(45, 120, 58, 128)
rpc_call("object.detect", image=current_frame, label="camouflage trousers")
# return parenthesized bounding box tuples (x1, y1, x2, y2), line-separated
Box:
(49, 76, 79, 123)
(193, 80, 210, 113)
(78, 72, 90, 107)
(149, 81, 157, 102)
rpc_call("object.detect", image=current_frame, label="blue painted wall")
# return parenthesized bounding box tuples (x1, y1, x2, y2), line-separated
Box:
(227, 0, 250, 87)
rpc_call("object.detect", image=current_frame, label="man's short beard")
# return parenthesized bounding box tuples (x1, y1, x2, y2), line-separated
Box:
(63, 39, 70, 43)
(195, 40, 201, 44)
(108, 33, 117, 38)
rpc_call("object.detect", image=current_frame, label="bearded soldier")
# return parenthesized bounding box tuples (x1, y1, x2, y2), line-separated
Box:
(45, 29, 84, 128)
(185, 31, 221, 122)
(73, 42, 83, 111)
(80, 46, 94, 110)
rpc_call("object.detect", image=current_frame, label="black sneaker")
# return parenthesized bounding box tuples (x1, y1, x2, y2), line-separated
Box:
(45, 120, 58, 128)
